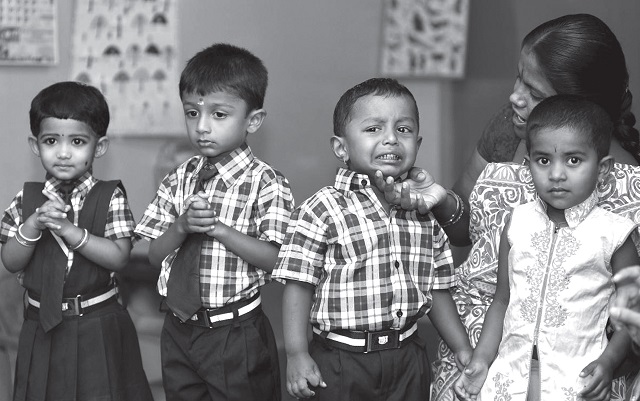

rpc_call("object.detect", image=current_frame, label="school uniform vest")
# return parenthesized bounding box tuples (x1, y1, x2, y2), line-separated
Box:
(480, 195, 636, 401)
(20, 180, 120, 300)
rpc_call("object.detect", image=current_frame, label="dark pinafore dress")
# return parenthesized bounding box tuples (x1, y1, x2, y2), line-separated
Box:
(13, 181, 153, 401)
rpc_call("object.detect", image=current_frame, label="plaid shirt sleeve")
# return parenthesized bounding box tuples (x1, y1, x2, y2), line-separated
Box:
(0, 190, 22, 244)
(134, 170, 180, 241)
(429, 219, 456, 290)
(254, 169, 294, 245)
(104, 185, 136, 240)
(273, 192, 330, 286)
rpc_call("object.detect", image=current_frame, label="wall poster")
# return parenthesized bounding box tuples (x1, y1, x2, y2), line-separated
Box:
(380, 0, 469, 78)
(70, 0, 183, 137)
(0, 0, 58, 65)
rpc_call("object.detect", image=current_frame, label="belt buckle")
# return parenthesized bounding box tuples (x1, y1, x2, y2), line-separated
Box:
(62, 295, 83, 316)
(188, 310, 211, 328)
(365, 329, 400, 353)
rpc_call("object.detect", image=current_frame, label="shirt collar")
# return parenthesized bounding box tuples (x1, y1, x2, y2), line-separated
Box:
(194, 143, 254, 187)
(334, 168, 374, 192)
(535, 189, 599, 228)
(44, 172, 94, 198)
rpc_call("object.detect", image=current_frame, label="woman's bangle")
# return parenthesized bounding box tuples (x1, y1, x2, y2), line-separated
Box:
(15, 224, 42, 247)
(69, 229, 90, 251)
(440, 190, 464, 228)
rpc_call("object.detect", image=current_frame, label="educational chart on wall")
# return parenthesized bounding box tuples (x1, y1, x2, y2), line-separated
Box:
(0, 0, 58, 65)
(70, 0, 182, 137)
(380, 0, 469, 78)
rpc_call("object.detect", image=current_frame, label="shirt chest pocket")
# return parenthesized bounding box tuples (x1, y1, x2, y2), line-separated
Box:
(333, 213, 388, 268)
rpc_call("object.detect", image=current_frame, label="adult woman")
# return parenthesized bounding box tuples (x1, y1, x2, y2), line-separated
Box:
(377, 13, 640, 401)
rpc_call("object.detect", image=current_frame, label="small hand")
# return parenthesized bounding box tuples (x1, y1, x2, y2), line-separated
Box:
(286, 353, 327, 399)
(610, 266, 640, 344)
(453, 360, 488, 401)
(578, 360, 612, 401)
(35, 189, 73, 236)
(179, 192, 217, 234)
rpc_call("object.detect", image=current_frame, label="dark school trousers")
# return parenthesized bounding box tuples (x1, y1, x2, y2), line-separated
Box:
(308, 334, 431, 401)
(161, 308, 281, 401)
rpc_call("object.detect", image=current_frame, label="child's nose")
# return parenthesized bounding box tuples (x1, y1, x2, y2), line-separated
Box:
(57, 145, 71, 158)
(382, 129, 398, 145)
(196, 116, 211, 134)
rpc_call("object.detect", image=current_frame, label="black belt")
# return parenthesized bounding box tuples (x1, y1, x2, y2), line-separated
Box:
(167, 293, 262, 329)
(28, 285, 118, 317)
(312, 322, 418, 353)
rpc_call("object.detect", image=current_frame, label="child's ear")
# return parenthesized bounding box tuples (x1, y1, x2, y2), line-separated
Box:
(94, 137, 110, 159)
(330, 136, 349, 164)
(597, 155, 614, 182)
(246, 109, 266, 134)
(28, 136, 41, 157)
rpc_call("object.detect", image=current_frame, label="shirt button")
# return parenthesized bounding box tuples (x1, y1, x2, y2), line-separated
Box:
(394, 261, 400, 268)
(361, 179, 368, 187)
(396, 310, 403, 318)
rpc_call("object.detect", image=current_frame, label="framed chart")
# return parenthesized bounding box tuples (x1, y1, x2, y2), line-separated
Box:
(380, 0, 469, 78)
(0, 0, 58, 66)
(70, 0, 183, 137)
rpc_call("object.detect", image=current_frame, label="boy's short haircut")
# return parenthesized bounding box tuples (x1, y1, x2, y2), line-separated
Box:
(526, 94, 613, 159)
(333, 77, 419, 137)
(29, 81, 110, 138)
(179, 43, 268, 113)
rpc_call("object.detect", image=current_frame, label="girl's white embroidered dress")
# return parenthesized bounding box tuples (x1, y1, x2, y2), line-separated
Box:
(480, 192, 636, 401)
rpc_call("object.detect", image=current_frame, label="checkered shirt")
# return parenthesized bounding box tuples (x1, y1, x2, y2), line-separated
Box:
(135, 144, 294, 308)
(272, 168, 455, 332)
(0, 172, 135, 279)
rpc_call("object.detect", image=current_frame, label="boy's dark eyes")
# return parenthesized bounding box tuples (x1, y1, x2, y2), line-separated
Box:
(43, 138, 57, 145)
(72, 138, 86, 145)
(186, 110, 199, 117)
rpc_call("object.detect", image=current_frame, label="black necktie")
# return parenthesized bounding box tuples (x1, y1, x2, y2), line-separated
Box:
(166, 164, 217, 322)
(40, 182, 75, 332)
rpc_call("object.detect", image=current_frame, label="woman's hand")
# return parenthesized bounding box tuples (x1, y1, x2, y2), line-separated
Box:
(373, 167, 447, 214)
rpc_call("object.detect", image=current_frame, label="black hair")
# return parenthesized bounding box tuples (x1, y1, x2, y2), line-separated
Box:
(29, 81, 109, 137)
(526, 94, 612, 160)
(179, 43, 268, 114)
(333, 77, 418, 137)
(523, 13, 640, 162)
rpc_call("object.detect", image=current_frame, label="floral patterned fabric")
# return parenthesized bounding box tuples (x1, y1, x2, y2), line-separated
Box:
(431, 162, 640, 401)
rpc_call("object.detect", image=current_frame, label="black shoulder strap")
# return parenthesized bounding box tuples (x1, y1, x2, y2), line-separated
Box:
(22, 182, 47, 220)
(79, 180, 123, 236)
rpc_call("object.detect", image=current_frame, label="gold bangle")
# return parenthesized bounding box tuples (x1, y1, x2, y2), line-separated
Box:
(440, 190, 464, 228)
(69, 229, 90, 251)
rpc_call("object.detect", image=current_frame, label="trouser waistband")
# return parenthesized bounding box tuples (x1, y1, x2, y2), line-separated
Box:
(312, 322, 418, 353)
(165, 293, 262, 328)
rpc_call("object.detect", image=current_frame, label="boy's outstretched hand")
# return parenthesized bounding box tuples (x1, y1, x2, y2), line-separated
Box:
(453, 360, 489, 401)
(577, 359, 613, 401)
(373, 168, 447, 214)
(286, 352, 326, 399)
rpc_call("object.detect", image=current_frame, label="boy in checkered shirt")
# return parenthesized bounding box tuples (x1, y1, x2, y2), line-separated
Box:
(272, 78, 472, 400)
(135, 43, 294, 401)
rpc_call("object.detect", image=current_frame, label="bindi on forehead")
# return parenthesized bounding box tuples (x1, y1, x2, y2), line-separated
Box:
(197, 98, 204, 106)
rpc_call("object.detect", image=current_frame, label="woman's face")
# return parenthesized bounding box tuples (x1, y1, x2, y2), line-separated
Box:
(509, 47, 557, 139)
